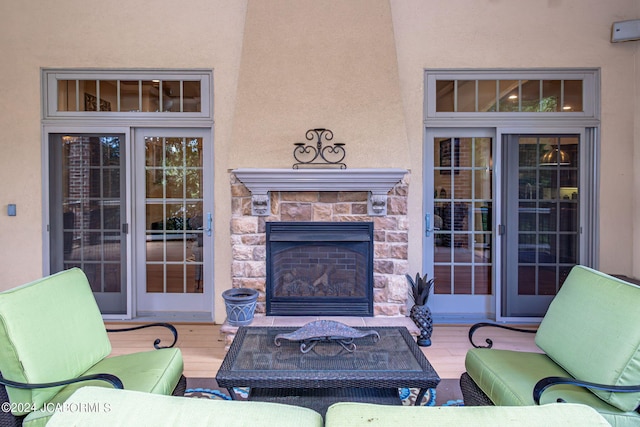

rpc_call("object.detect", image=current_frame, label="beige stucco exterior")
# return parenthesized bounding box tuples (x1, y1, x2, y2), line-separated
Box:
(0, 0, 638, 323)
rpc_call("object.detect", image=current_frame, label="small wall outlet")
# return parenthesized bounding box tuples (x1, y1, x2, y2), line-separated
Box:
(7, 204, 16, 216)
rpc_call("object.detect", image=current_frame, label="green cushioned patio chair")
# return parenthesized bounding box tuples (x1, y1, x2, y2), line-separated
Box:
(460, 265, 640, 426)
(0, 268, 186, 427)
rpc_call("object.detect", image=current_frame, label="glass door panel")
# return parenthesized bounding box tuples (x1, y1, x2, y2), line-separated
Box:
(136, 129, 212, 315)
(144, 136, 203, 294)
(426, 129, 495, 318)
(433, 136, 493, 296)
(49, 134, 126, 314)
(504, 134, 579, 317)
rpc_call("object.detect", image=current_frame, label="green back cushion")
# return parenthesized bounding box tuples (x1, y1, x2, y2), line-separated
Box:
(535, 265, 640, 412)
(0, 268, 111, 413)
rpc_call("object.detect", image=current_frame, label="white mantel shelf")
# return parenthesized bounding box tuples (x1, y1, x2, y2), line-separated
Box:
(232, 168, 408, 216)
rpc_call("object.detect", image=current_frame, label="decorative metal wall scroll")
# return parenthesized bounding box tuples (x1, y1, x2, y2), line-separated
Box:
(293, 128, 347, 169)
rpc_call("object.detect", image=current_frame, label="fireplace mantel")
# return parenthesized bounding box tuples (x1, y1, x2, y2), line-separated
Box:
(232, 168, 408, 216)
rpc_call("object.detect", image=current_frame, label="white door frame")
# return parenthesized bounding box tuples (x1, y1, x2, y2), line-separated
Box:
(495, 126, 591, 322)
(133, 127, 214, 319)
(42, 125, 135, 320)
(424, 127, 497, 321)
(42, 125, 215, 321)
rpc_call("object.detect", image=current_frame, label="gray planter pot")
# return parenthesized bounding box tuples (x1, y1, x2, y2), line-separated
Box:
(222, 288, 259, 326)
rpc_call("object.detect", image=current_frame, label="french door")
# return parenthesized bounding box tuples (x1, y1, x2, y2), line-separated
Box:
(502, 134, 580, 317)
(134, 128, 213, 315)
(424, 128, 495, 318)
(49, 128, 213, 318)
(425, 129, 587, 320)
(49, 133, 127, 314)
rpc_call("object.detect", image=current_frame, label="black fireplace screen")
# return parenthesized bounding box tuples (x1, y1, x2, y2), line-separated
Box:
(266, 222, 373, 316)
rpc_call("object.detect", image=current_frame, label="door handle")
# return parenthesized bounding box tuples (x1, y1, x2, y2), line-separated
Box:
(205, 212, 212, 237)
(425, 213, 440, 237)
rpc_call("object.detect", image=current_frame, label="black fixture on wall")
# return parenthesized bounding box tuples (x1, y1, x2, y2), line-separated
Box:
(292, 128, 347, 169)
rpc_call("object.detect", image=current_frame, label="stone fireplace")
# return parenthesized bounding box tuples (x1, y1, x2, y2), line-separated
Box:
(230, 168, 409, 318)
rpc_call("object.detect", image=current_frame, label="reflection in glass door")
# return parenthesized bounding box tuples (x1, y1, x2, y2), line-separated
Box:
(504, 135, 580, 317)
(49, 134, 126, 314)
(136, 129, 212, 315)
(426, 131, 494, 317)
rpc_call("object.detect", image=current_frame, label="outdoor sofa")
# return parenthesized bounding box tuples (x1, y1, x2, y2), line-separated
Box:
(0, 268, 185, 427)
(461, 265, 640, 426)
(46, 386, 610, 426)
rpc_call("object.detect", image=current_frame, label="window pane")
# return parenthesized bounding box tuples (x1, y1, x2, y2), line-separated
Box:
(434, 264, 451, 294)
(521, 80, 541, 112)
(542, 80, 561, 112)
(474, 137, 492, 168)
(185, 138, 203, 167)
(99, 81, 117, 112)
(165, 138, 184, 167)
(458, 137, 472, 167)
(498, 80, 519, 112)
(435, 80, 454, 112)
(183, 81, 202, 112)
(475, 171, 492, 199)
(457, 80, 476, 112)
(145, 137, 163, 167)
(474, 265, 492, 294)
(477, 80, 496, 112)
(563, 80, 583, 112)
(475, 202, 492, 231)
(518, 137, 539, 168)
(80, 80, 98, 111)
(163, 81, 181, 112)
(120, 80, 139, 112)
(453, 266, 472, 294)
(146, 265, 164, 291)
(141, 81, 159, 112)
(58, 80, 77, 111)
(165, 169, 184, 198)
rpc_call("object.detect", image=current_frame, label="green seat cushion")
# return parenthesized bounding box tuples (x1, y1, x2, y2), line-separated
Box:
(45, 386, 324, 427)
(535, 265, 640, 412)
(0, 268, 111, 413)
(88, 348, 183, 394)
(22, 348, 184, 427)
(325, 402, 610, 427)
(465, 348, 640, 426)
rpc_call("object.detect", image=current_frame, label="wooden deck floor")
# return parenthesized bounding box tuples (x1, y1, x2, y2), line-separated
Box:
(106, 322, 541, 379)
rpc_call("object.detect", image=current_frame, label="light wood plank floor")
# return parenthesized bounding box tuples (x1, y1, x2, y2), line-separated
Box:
(107, 323, 541, 379)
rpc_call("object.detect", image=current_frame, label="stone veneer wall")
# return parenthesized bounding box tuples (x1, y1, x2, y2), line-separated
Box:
(230, 173, 410, 317)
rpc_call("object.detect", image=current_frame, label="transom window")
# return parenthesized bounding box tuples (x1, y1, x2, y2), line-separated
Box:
(436, 79, 583, 113)
(57, 80, 202, 113)
(43, 69, 212, 120)
(425, 69, 599, 122)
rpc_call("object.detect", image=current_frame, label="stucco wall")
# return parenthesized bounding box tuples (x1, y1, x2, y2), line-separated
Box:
(0, 0, 638, 323)
(390, 0, 640, 277)
(229, 0, 409, 169)
(0, 0, 248, 309)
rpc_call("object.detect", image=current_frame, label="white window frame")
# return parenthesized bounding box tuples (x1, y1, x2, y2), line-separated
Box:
(42, 69, 213, 124)
(424, 69, 600, 127)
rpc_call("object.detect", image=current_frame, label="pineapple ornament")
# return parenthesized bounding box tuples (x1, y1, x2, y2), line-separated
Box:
(406, 273, 435, 347)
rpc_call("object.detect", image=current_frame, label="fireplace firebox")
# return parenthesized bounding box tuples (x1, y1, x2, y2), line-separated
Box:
(266, 222, 374, 316)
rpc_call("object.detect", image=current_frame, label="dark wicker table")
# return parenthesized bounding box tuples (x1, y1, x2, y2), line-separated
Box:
(215, 326, 440, 416)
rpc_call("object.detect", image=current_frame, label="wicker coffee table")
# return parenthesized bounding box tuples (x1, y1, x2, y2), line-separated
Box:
(215, 325, 440, 416)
